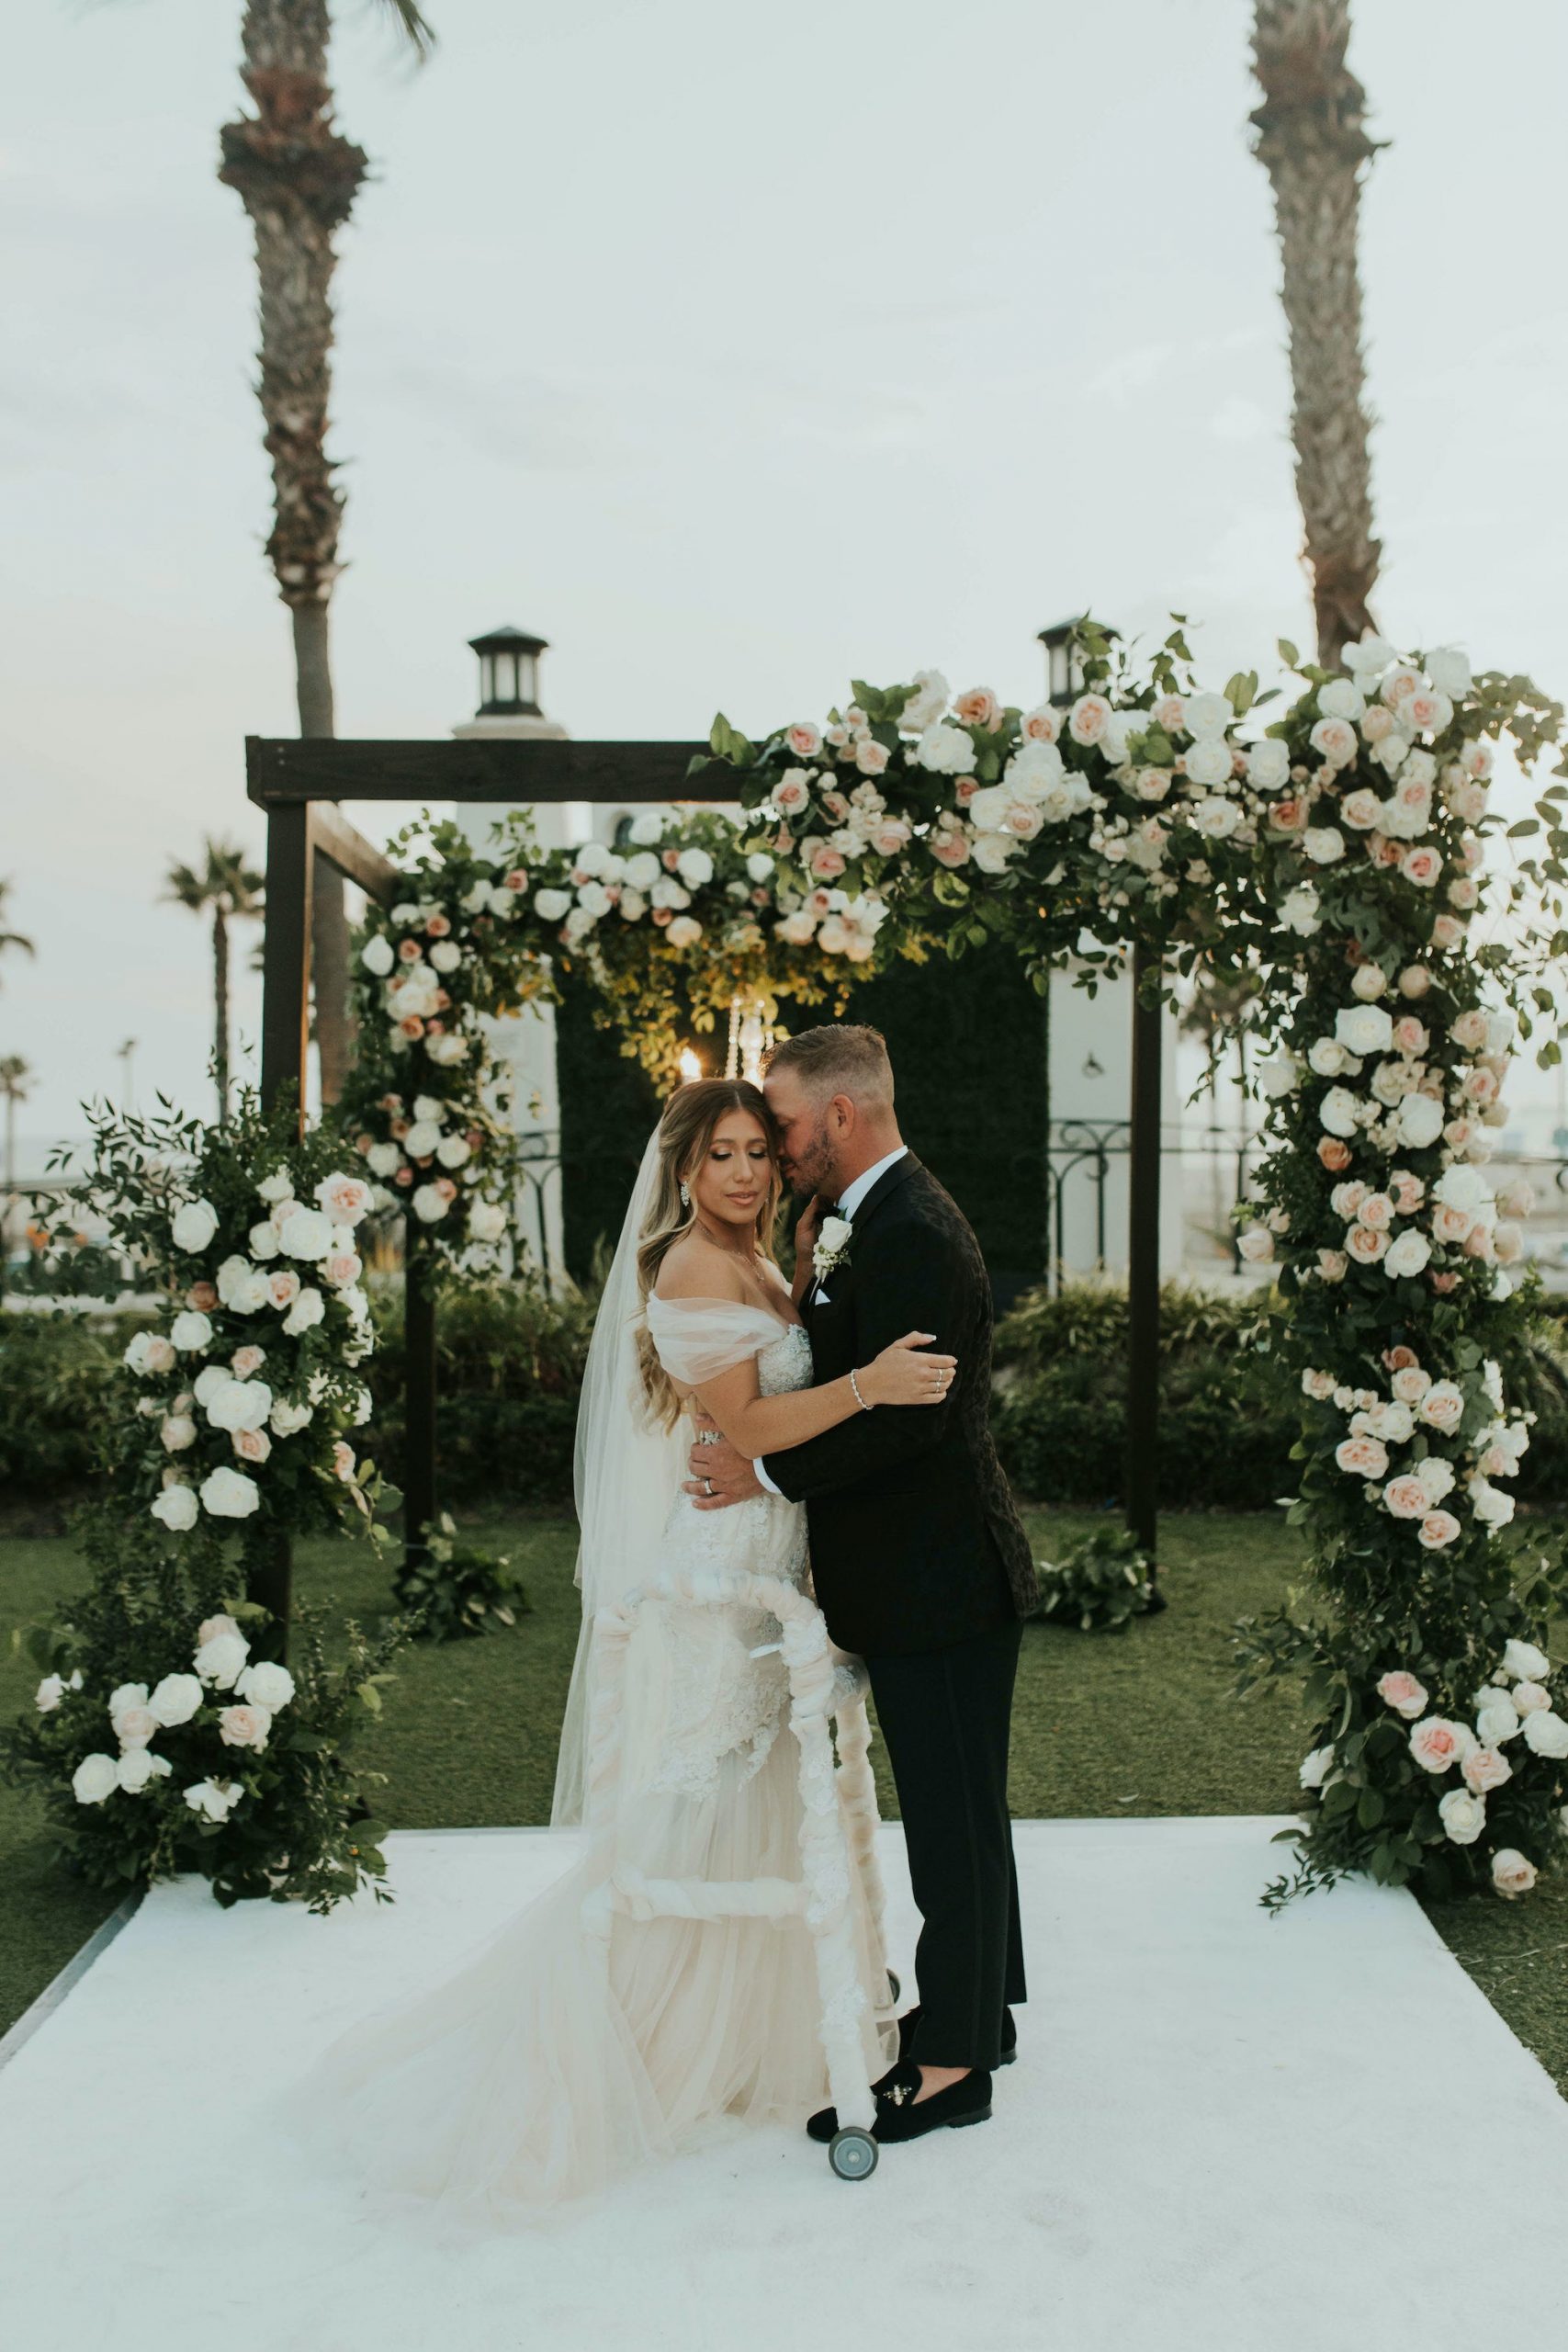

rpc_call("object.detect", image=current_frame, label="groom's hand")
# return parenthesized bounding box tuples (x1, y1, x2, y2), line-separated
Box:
(685, 1419, 761, 1510)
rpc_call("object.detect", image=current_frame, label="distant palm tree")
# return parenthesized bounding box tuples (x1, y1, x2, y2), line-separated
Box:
(164, 842, 266, 1118)
(218, 0, 434, 1102)
(1250, 0, 1382, 666)
(0, 878, 36, 982)
(0, 1053, 29, 1195)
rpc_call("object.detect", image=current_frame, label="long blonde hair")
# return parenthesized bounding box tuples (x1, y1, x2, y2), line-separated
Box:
(634, 1079, 782, 1428)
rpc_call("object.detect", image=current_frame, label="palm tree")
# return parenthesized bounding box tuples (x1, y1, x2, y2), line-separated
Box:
(218, 1, 434, 1102)
(0, 878, 35, 983)
(164, 842, 266, 1119)
(1250, 0, 1382, 666)
(0, 1053, 29, 1196)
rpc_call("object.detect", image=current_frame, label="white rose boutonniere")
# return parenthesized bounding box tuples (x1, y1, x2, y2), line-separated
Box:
(813, 1215, 853, 1283)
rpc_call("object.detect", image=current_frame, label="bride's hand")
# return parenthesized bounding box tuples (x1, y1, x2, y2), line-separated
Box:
(859, 1331, 957, 1408)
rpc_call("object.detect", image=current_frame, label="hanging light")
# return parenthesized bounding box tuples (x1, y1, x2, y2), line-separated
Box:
(678, 1047, 703, 1082)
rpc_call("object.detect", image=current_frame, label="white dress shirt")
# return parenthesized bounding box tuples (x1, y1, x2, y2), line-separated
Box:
(753, 1144, 908, 1495)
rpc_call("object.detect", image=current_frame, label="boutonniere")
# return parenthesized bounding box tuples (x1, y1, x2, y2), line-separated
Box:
(813, 1215, 853, 1282)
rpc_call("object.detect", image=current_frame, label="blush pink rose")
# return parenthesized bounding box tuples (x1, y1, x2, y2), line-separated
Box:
(1432, 914, 1466, 949)
(332, 1441, 356, 1481)
(785, 723, 822, 761)
(1384, 1474, 1432, 1521)
(1389, 1171, 1426, 1215)
(1401, 845, 1442, 888)
(1021, 706, 1061, 744)
(317, 1174, 372, 1225)
(1393, 1018, 1428, 1055)
(266, 1270, 301, 1310)
(954, 687, 1001, 730)
(1429, 1271, 1460, 1294)
(1068, 695, 1113, 745)
(930, 831, 971, 869)
(1346, 1222, 1390, 1264)
(425, 913, 452, 938)
(1337, 1435, 1390, 1478)
(1417, 1511, 1463, 1551)
(1358, 1193, 1395, 1232)
(218, 1703, 271, 1750)
(854, 738, 891, 775)
(232, 1426, 272, 1464)
(1318, 1137, 1352, 1172)
(1408, 1715, 1472, 1770)
(773, 776, 810, 816)
(807, 843, 848, 881)
(1377, 1670, 1428, 1719)
(1382, 1344, 1419, 1374)
(1318, 1249, 1348, 1283)
(1391, 1364, 1432, 1404)
(187, 1282, 219, 1313)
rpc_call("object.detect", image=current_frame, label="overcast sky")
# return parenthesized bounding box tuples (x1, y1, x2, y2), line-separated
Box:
(4, 0, 1566, 1155)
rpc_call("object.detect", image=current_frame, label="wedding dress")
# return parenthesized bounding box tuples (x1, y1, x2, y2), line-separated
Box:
(288, 1140, 893, 2220)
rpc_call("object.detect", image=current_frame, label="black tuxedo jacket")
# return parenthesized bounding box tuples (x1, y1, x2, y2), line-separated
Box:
(761, 1153, 1039, 1657)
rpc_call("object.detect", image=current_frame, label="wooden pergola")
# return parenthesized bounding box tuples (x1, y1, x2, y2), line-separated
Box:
(249, 736, 1164, 1634)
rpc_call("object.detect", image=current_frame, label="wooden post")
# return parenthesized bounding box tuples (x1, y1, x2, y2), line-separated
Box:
(259, 801, 312, 1139)
(1126, 945, 1162, 1563)
(403, 1221, 437, 1568)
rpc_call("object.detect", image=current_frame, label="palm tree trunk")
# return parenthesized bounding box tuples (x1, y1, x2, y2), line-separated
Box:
(1250, 0, 1382, 668)
(214, 903, 231, 1120)
(220, 1, 364, 1105)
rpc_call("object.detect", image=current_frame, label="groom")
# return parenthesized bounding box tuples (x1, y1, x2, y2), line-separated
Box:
(687, 1023, 1039, 2146)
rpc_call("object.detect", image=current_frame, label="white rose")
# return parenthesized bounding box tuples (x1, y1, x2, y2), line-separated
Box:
(971, 833, 1020, 875)
(205, 1377, 273, 1433)
(150, 1484, 198, 1532)
(1502, 1638, 1551, 1682)
(1183, 739, 1233, 788)
(216, 1256, 270, 1314)
(666, 914, 704, 949)
(1303, 827, 1346, 865)
(434, 1134, 471, 1170)
(1427, 646, 1472, 698)
(235, 1659, 296, 1713)
(198, 1466, 262, 1521)
(193, 1630, 249, 1689)
(160, 1412, 197, 1453)
(675, 847, 714, 888)
(246, 1218, 281, 1261)
(1184, 690, 1233, 739)
(282, 1286, 325, 1335)
(1343, 632, 1396, 678)
(169, 1310, 212, 1355)
(1514, 1681, 1551, 1715)
(1299, 1745, 1336, 1791)
(1191, 795, 1242, 840)
(403, 1118, 441, 1159)
(1319, 1088, 1360, 1138)
(1257, 1052, 1300, 1099)
(277, 1206, 333, 1261)
(1468, 1476, 1515, 1530)
(73, 1753, 120, 1805)
(170, 1199, 220, 1254)
(627, 812, 665, 846)
(1383, 1229, 1432, 1279)
(1438, 1787, 1487, 1846)
(467, 1197, 509, 1244)
(148, 1672, 203, 1727)
(428, 939, 462, 975)
(534, 888, 572, 922)
(1522, 1711, 1568, 1759)
(35, 1674, 65, 1712)
(1395, 1093, 1445, 1149)
(412, 1183, 450, 1225)
(1336, 1004, 1393, 1056)
(1317, 677, 1366, 721)
(360, 933, 395, 978)
(366, 1143, 401, 1179)
(269, 1397, 314, 1437)
(256, 1170, 293, 1205)
(914, 722, 977, 776)
(1246, 739, 1291, 789)
(1280, 885, 1321, 936)
(1476, 1699, 1522, 1747)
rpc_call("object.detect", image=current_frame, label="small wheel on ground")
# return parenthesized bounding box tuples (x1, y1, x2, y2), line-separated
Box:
(829, 2127, 878, 2182)
(885, 1969, 901, 2005)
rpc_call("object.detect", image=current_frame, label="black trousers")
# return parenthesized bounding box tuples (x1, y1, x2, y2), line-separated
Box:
(863, 1617, 1026, 2071)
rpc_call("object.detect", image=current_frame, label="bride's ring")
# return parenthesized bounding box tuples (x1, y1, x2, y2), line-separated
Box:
(702, 1475, 716, 1497)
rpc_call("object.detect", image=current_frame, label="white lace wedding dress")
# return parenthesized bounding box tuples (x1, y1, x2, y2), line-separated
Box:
(289, 1307, 893, 2221)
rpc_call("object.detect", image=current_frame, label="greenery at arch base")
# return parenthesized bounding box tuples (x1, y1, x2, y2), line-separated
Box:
(342, 619, 1568, 1908)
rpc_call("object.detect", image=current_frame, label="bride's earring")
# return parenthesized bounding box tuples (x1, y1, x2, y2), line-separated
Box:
(679, 1181, 691, 1208)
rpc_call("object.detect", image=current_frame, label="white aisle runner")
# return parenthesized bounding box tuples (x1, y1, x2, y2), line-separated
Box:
(3, 1815, 1567, 2352)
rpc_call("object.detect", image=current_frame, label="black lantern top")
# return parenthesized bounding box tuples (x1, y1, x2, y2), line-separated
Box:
(1037, 616, 1118, 708)
(469, 626, 547, 718)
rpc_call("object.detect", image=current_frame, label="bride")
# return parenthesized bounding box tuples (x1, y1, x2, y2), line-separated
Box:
(289, 1078, 953, 2216)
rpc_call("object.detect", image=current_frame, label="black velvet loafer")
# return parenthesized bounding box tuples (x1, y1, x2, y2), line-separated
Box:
(897, 2004, 1018, 2067)
(807, 2061, 994, 2145)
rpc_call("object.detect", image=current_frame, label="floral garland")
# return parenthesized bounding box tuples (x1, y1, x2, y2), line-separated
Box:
(8, 1093, 408, 1907)
(344, 816, 551, 1266)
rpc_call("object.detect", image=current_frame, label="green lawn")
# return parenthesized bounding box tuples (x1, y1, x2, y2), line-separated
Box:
(5, 1508, 1566, 2095)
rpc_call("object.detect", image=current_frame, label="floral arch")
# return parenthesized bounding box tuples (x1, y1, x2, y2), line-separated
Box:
(331, 619, 1568, 1907)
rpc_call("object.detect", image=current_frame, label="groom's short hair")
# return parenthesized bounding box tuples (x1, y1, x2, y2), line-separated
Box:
(765, 1023, 894, 1111)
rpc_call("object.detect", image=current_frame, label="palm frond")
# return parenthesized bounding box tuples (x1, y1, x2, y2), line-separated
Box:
(373, 0, 437, 58)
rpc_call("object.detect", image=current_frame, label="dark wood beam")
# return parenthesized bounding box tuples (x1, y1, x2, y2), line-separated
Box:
(259, 801, 312, 1130)
(1125, 944, 1163, 1570)
(307, 802, 400, 904)
(246, 736, 726, 807)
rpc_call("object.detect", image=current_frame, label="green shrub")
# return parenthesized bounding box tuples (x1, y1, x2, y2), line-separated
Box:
(363, 1272, 599, 1509)
(0, 1308, 145, 1498)
(1032, 1525, 1155, 1631)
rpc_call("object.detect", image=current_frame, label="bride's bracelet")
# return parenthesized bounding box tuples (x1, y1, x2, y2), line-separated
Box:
(849, 1367, 873, 1412)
